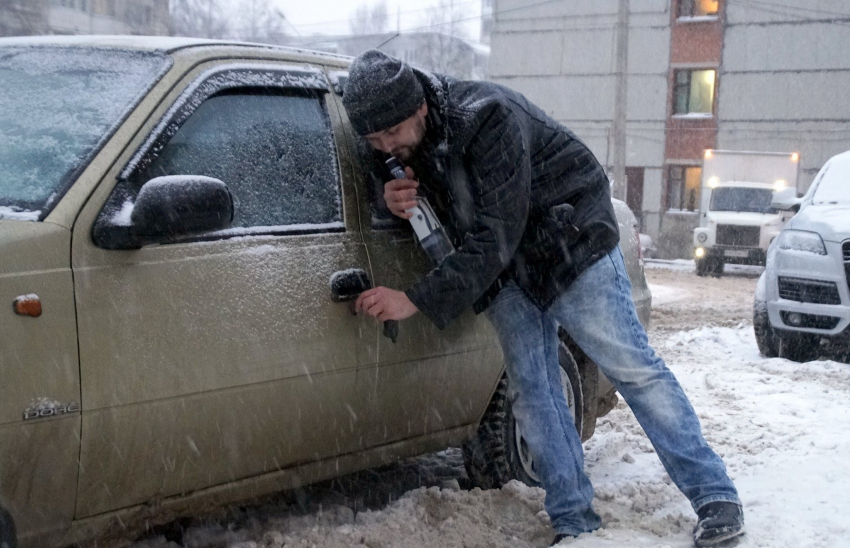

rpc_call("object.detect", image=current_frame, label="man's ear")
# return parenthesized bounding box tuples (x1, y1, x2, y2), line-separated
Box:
(418, 101, 428, 118)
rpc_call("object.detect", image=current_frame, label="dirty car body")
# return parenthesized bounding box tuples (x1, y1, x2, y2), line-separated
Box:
(0, 36, 650, 547)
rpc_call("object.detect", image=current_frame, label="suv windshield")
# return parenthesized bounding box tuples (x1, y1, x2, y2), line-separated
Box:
(0, 47, 171, 220)
(812, 163, 849, 205)
(710, 187, 776, 214)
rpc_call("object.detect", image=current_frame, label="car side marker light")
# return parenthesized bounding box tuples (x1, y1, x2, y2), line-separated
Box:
(13, 294, 42, 317)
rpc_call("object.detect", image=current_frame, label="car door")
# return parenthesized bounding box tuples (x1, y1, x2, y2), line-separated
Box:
(71, 61, 377, 517)
(332, 95, 504, 450)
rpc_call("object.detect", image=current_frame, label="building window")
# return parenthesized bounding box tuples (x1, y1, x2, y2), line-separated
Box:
(678, 0, 719, 17)
(673, 69, 716, 115)
(668, 166, 702, 211)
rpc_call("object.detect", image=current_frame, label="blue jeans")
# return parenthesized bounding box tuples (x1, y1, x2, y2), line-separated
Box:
(484, 248, 740, 536)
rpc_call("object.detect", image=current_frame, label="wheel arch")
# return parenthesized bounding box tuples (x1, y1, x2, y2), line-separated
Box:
(0, 499, 18, 548)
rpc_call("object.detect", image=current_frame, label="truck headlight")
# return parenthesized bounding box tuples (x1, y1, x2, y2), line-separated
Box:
(776, 230, 827, 255)
(697, 232, 708, 243)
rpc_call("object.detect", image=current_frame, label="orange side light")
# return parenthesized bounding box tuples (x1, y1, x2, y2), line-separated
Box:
(13, 295, 42, 317)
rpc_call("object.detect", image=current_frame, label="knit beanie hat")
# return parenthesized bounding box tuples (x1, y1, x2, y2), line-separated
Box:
(343, 49, 426, 136)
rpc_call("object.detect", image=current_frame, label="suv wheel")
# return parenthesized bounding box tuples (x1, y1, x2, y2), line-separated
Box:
(753, 299, 779, 358)
(462, 340, 585, 489)
(0, 507, 17, 548)
(778, 331, 821, 363)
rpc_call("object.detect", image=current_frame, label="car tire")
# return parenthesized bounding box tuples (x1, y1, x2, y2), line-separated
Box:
(711, 258, 725, 277)
(778, 331, 821, 363)
(0, 507, 17, 548)
(695, 257, 711, 277)
(461, 339, 585, 489)
(753, 299, 779, 358)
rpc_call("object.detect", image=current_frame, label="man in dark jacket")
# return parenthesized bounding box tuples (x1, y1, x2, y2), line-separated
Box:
(345, 50, 743, 547)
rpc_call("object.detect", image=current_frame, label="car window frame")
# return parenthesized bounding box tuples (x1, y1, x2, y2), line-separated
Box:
(97, 63, 347, 244)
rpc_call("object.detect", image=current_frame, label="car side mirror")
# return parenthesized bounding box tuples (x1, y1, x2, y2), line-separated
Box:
(94, 175, 234, 250)
(771, 187, 802, 212)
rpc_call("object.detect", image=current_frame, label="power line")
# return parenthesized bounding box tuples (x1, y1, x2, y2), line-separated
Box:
(300, 0, 562, 47)
(740, 0, 850, 19)
(278, 0, 482, 31)
(735, 0, 850, 26)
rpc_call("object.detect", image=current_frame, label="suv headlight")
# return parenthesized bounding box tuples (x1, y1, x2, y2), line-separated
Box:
(776, 230, 827, 255)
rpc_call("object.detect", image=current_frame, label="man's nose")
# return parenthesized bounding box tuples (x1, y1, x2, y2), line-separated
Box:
(377, 136, 395, 153)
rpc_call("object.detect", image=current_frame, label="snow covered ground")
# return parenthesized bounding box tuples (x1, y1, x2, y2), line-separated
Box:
(129, 266, 850, 548)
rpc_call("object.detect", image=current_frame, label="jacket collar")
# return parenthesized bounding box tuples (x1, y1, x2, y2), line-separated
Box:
(413, 68, 451, 156)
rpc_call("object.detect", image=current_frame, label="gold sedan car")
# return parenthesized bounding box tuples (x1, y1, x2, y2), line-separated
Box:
(0, 36, 651, 548)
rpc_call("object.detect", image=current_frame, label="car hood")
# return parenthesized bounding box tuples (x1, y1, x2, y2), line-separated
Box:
(788, 204, 850, 243)
(707, 211, 782, 226)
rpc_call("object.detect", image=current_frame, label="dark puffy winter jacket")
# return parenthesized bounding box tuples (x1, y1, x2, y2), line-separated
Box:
(397, 70, 620, 330)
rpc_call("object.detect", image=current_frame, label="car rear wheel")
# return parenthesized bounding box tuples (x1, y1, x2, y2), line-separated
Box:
(461, 340, 585, 489)
(753, 299, 779, 358)
(0, 507, 17, 548)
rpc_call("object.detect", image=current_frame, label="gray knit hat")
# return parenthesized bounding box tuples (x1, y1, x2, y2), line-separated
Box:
(343, 49, 426, 135)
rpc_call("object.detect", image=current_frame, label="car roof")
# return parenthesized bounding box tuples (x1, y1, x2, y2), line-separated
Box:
(0, 35, 353, 64)
(715, 181, 776, 189)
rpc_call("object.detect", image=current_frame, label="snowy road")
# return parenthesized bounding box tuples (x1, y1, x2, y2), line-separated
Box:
(130, 263, 850, 548)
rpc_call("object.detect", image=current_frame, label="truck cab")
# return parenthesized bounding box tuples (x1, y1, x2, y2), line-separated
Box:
(693, 150, 800, 277)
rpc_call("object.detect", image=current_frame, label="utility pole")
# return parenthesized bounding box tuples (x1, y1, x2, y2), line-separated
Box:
(611, 0, 630, 201)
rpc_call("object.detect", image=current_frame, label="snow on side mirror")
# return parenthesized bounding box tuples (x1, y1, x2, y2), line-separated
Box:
(770, 187, 802, 212)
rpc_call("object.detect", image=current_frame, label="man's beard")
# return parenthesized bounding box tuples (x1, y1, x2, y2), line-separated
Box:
(393, 117, 427, 162)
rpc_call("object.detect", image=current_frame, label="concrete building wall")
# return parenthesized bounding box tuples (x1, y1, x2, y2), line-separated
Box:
(718, 1, 850, 192)
(489, 0, 672, 240)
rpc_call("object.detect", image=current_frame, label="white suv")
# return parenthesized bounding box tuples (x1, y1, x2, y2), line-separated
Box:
(754, 150, 850, 362)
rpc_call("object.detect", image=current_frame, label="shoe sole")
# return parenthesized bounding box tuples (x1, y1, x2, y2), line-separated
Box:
(694, 527, 745, 547)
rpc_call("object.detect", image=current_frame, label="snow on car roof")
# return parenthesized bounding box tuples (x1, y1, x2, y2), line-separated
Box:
(0, 35, 353, 62)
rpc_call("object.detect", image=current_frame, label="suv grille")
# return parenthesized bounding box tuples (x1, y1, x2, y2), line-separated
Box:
(780, 311, 841, 330)
(716, 225, 759, 247)
(778, 277, 841, 305)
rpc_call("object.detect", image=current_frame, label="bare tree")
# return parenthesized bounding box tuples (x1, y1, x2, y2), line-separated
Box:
(349, 1, 389, 36)
(232, 0, 287, 43)
(170, 0, 230, 39)
(0, 0, 49, 37)
(419, 0, 473, 78)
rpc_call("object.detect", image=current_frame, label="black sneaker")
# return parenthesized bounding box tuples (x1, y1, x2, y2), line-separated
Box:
(693, 502, 745, 547)
(550, 533, 573, 546)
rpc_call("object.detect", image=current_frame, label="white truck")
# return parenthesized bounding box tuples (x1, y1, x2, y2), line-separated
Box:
(693, 150, 800, 277)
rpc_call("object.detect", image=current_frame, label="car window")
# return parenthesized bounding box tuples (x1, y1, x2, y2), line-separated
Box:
(96, 80, 343, 245)
(812, 161, 850, 205)
(0, 47, 171, 220)
(134, 89, 341, 230)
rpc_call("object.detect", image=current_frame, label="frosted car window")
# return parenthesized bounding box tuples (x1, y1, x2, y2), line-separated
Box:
(812, 162, 850, 205)
(0, 47, 171, 220)
(129, 90, 342, 230)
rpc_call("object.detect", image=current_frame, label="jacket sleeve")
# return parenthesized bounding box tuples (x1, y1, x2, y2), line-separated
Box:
(405, 103, 531, 329)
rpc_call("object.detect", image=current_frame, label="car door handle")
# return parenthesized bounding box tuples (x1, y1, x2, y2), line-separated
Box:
(330, 269, 372, 302)
(330, 269, 399, 343)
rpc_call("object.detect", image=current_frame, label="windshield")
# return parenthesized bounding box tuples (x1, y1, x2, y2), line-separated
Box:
(812, 163, 850, 205)
(0, 47, 171, 220)
(709, 187, 777, 214)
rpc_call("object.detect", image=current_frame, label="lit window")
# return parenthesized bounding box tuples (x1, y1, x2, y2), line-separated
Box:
(678, 0, 719, 17)
(673, 69, 715, 115)
(668, 166, 702, 211)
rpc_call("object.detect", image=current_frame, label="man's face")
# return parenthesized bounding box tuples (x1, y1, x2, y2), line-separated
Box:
(364, 102, 428, 162)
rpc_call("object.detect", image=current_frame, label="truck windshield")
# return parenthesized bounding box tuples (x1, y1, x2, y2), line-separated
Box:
(709, 188, 777, 214)
(0, 47, 171, 220)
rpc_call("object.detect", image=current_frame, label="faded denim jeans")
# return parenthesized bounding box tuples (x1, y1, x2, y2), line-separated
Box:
(484, 247, 740, 536)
